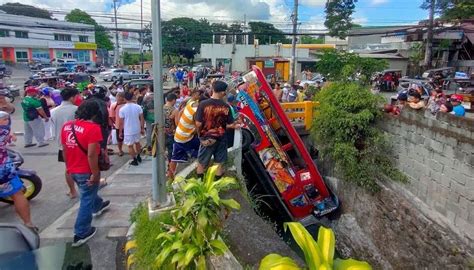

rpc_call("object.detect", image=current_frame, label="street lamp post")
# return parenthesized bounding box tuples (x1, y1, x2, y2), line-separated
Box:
(150, 0, 170, 208)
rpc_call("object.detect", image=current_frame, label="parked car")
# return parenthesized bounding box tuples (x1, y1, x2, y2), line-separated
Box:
(391, 78, 433, 103)
(299, 73, 326, 87)
(99, 69, 148, 82)
(36, 67, 69, 77)
(86, 65, 99, 74)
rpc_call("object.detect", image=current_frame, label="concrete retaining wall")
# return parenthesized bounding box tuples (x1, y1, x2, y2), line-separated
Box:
(380, 109, 473, 243)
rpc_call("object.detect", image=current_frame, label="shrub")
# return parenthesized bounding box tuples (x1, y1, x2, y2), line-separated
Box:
(259, 222, 372, 270)
(311, 81, 407, 192)
(132, 165, 240, 269)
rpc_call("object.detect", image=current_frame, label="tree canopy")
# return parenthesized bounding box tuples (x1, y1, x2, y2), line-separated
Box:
(324, 0, 358, 39)
(65, 9, 114, 51)
(422, 0, 474, 20)
(316, 49, 387, 85)
(300, 36, 324, 44)
(248, 21, 290, 45)
(0, 2, 52, 19)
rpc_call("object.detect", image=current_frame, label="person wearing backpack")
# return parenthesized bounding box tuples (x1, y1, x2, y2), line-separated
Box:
(21, 86, 49, 148)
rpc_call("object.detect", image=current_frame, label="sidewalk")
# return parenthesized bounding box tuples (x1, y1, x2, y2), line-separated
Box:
(40, 156, 154, 270)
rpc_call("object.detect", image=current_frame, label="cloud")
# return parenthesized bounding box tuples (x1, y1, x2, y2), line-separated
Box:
(371, 0, 389, 5)
(300, 0, 326, 7)
(169, 0, 271, 20)
(0, 0, 107, 14)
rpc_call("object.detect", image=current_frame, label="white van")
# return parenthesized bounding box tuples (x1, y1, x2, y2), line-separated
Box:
(51, 58, 78, 66)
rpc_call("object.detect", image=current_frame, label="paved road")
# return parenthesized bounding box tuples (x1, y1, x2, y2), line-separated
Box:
(0, 68, 130, 231)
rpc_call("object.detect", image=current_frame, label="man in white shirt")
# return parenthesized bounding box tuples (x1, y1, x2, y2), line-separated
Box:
(119, 92, 145, 166)
(50, 88, 79, 198)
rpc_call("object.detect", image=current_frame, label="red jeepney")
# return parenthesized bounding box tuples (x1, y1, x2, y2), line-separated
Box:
(235, 66, 339, 221)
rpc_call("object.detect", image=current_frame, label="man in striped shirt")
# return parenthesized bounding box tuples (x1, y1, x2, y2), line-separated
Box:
(167, 94, 203, 178)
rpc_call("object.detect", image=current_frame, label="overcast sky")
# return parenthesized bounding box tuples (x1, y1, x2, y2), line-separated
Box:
(0, 0, 428, 31)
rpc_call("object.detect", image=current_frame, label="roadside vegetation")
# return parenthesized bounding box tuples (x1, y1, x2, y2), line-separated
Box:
(131, 166, 240, 269)
(312, 50, 407, 192)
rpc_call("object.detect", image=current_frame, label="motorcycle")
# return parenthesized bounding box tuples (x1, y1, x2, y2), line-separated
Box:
(0, 88, 15, 103)
(0, 149, 42, 204)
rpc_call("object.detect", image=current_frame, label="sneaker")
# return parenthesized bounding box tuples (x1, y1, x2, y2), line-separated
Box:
(93, 200, 111, 217)
(38, 143, 49, 148)
(130, 159, 139, 166)
(137, 154, 142, 163)
(24, 143, 37, 148)
(72, 227, 97, 247)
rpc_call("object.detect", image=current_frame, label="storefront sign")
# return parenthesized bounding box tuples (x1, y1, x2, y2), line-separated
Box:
(74, 42, 97, 50)
(48, 41, 75, 49)
(264, 60, 274, 68)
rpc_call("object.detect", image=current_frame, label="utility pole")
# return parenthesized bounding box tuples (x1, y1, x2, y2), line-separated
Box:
(289, 0, 298, 85)
(140, 0, 144, 73)
(113, 0, 120, 66)
(424, 0, 435, 69)
(150, 0, 170, 208)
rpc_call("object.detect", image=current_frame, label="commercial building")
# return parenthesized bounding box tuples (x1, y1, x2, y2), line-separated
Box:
(200, 43, 334, 81)
(0, 13, 97, 64)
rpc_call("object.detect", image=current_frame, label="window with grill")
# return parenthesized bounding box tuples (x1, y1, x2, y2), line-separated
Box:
(54, 34, 72, 41)
(0, 29, 9, 37)
(15, 31, 28, 39)
(79, 36, 89, 42)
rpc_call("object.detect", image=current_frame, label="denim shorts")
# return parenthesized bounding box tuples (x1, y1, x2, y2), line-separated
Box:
(0, 175, 23, 198)
(171, 136, 199, 163)
(197, 138, 227, 166)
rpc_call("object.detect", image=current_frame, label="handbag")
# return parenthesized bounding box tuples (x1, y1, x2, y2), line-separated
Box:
(71, 122, 111, 171)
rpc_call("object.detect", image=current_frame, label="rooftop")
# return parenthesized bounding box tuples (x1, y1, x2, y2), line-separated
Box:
(0, 13, 94, 31)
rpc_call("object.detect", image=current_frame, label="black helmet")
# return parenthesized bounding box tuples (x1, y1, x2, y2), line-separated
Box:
(92, 85, 108, 100)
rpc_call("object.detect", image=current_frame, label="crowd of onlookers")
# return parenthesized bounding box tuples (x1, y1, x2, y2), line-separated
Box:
(385, 85, 466, 117)
(0, 74, 241, 247)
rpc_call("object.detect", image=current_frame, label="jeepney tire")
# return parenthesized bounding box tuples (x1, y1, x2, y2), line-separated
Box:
(241, 129, 254, 151)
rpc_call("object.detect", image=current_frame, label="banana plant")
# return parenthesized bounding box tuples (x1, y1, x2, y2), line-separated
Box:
(259, 222, 372, 270)
(152, 165, 241, 269)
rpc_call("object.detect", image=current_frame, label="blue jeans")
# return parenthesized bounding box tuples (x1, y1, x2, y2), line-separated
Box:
(72, 173, 103, 238)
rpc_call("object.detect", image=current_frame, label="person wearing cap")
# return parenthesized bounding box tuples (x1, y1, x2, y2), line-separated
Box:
(21, 86, 49, 148)
(282, 83, 290, 102)
(195, 80, 239, 179)
(0, 90, 15, 114)
(450, 95, 465, 117)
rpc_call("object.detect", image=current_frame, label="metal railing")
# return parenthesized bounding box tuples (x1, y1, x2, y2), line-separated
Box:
(281, 101, 319, 130)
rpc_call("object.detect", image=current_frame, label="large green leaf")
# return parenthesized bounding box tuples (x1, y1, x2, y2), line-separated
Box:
(155, 246, 172, 268)
(196, 255, 207, 270)
(210, 239, 228, 254)
(284, 222, 322, 270)
(220, 199, 241, 210)
(333, 258, 372, 270)
(171, 252, 185, 265)
(207, 188, 220, 205)
(182, 246, 199, 267)
(181, 197, 197, 216)
(259, 254, 301, 270)
(317, 226, 335, 264)
(211, 177, 237, 190)
(197, 209, 208, 230)
(204, 165, 218, 190)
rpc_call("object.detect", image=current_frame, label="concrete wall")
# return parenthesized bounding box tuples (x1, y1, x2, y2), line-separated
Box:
(313, 108, 473, 268)
(380, 109, 474, 243)
(200, 44, 309, 72)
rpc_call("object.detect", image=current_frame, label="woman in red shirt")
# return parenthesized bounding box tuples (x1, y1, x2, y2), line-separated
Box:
(61, 99, 110, 247)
